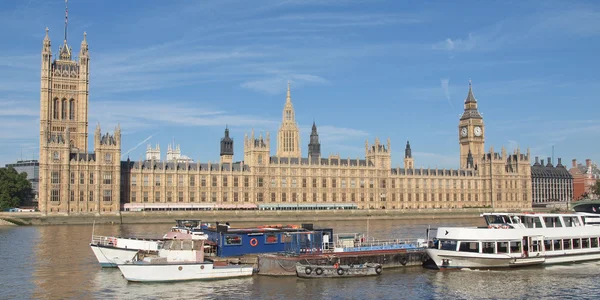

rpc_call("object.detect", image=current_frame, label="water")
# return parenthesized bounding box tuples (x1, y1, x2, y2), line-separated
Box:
(1, 218, 600, 300)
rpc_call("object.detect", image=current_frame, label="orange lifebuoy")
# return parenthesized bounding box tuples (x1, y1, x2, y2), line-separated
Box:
(333, 263, 339, 269)
(250, 238, 258, 247)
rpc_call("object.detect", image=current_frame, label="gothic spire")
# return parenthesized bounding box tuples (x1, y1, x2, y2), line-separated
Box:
(286, 80, 291, 103)
(465, 79, 477, 104)
(405, 140, 412, 158)
(64, 0, 69, 45)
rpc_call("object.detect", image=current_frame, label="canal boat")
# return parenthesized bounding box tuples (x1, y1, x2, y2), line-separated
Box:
(425, 212, 600, 270)
(116, 232, 253, 282)
(90, 219, 204, 267)
(296, 262, 382, 278)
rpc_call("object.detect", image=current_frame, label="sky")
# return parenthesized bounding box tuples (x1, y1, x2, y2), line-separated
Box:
(1, 0, 599, 169)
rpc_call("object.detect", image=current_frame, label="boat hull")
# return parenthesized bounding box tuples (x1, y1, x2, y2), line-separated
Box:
(90, 244, 140, 267)
(426, 248, 600, 269)
(258, 249, 427, 276)
(296, 263, 382, 278)
(117, 263, 254, 282)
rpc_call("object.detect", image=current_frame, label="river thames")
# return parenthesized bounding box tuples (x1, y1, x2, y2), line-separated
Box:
(1, 218, 599, 300)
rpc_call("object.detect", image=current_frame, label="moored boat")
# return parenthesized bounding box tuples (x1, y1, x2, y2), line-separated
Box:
(89, 219, 204, 267)
(425, 212, 600, 270)
(258, 231, 427, 275)
(117, 231, 253, 282)
(296, 262, 382, 278)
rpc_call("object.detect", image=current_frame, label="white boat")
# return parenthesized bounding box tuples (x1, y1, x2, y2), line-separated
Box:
(89, 219, 204, 267)
(425, 212, 600, 270)
(117, 233, 253, 282)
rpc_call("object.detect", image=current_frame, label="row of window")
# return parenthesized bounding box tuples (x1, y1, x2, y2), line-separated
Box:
(129, 190, 507, 203)
(224, 233, 290, 246)
(50, 189, 113, 202)
(53, 171, 112, 185)
(130, 174, 511, 190)
(441, 237, 600, 254)
(52, 98, 76, 120)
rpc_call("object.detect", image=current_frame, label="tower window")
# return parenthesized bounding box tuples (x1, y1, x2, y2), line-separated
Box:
(53, 98, 59, 119)
(61, 99, 67, 119)
(285, 110, 291, 121)
(69, 99, 75, 120)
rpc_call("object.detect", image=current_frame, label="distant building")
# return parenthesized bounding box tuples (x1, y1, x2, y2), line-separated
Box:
(5, 160, 40, 206)
(569, 159, 600, 200)
(531, 157, 573, 205)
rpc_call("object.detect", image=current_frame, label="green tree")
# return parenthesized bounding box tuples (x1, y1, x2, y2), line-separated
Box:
(592, 181, 600, 198)
(0, 167, 32, 210)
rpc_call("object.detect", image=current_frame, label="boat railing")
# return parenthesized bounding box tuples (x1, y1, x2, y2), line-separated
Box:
(91, 235, 120, 247)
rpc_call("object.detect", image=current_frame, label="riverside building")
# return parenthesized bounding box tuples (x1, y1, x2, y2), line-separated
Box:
(37, 16, 532, 216)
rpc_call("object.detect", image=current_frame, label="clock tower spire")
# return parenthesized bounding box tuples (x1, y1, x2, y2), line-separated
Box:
(458, 80, 485, 169)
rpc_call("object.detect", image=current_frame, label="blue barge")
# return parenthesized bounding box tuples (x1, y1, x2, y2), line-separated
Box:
(202, 223, 333, 257)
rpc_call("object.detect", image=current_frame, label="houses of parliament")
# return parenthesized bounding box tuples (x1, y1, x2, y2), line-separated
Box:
(38, 23, 532, 215)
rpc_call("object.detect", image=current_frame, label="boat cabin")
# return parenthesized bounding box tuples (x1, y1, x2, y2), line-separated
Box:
(202, 223, 332, 257)
(483, 213, 583, 229)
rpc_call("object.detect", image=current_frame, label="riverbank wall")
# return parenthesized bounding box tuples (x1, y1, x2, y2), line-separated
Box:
(0, 207, 554, 226)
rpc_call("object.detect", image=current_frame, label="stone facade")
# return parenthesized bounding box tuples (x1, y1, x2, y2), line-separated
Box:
(38, 28, 121, 215)
(531, 157, 573, 204)
(37, 23, 533, 215)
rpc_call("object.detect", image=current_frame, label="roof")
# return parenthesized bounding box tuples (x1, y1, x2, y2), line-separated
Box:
(531, 162, 572, 179)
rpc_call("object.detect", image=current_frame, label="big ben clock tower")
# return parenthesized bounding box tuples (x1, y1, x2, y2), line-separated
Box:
(459, 80, 485, 169)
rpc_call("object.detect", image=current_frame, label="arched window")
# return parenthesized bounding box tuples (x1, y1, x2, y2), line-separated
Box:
(258, 154, 263, 164)
(61, 99, 67, 119)
(53, 98, 59, 119)
(69, 99, 75, 120)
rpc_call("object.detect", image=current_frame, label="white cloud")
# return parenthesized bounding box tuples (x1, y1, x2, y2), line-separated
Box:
(440, 78, 453, 109)
(240, 73, 328, 94)
(434, 33, 476, 52)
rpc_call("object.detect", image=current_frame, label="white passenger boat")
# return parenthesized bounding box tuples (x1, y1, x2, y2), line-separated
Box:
(425, 212, 600, 270)
(90, 220, 204, 267)
(117, 232, 253, 282)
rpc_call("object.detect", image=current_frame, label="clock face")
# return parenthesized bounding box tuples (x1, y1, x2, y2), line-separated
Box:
(474, 126, 482, 137)
(460, 127, 468, 137)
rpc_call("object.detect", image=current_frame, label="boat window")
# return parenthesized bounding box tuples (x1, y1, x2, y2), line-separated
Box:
(534, 217, 543, 228)
(509, 241, 521, 253)
(523, 217, 534, 228)
(592, 238, 599, 248)
(459, 241, 479, 253)
(553, 240, 562, 250)
(573, 238, 581, 249)
(582, 238, 590, 248)
(440, 240, 457, 251)
(497, 242, 508, 253)
(563, 239, 571, 250)
(225, 235, 242, 246)
(265, 233, 278, 244)
(544, 239, 552, 251)
(563, 217, 581, 227)
(485, 215, 507, 225)
(482, 242, 495, 254)
(281, 234, 292, 244)
(543, 217, 562, 228)
(531, 239, 540, 252)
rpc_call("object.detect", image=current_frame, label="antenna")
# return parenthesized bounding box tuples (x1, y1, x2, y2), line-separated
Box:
(64, 0, 68, 44)
(552, 145, 555, 165)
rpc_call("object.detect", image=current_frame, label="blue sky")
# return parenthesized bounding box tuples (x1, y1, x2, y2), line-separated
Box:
(1, 0, 599, 169)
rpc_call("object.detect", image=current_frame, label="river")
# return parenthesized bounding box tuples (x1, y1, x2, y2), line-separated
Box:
(1, 218, 599, 299)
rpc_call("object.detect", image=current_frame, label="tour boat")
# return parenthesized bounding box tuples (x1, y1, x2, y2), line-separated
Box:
(425, 212, 600, 270)
(90, 220, 204, 267)
(295, 262, 382, 278)
(116, 232, 253, 282)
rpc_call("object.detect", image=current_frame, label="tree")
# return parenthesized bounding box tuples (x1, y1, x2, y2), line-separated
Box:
(592, 181, 600, 198)
(0, 167, 32, 211)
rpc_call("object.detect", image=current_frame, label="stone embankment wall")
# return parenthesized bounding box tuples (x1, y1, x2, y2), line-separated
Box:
(0, 208, 552, 226)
